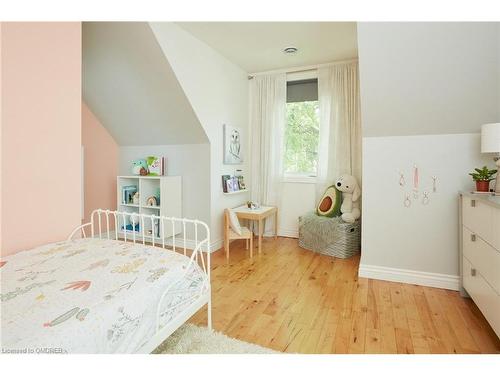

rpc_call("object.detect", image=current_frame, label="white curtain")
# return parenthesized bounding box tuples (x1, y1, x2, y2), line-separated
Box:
(316, 62, 362, 199)
(249, 73, 286, 234)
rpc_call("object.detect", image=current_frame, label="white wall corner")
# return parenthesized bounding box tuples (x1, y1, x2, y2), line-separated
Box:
(358, 263, 460, 291)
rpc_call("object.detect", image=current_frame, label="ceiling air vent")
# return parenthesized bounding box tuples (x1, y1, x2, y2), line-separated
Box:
(283, 46, 298, 54)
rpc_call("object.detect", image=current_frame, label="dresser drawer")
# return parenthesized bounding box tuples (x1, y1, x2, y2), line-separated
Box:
(463, 227, 500, 294)
(462, 196, 494, 245)
(493, 207, 500, 250)
(463, 257, 500, 337)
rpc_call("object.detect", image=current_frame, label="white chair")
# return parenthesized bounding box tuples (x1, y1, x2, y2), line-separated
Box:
(224, 208, 253, 259)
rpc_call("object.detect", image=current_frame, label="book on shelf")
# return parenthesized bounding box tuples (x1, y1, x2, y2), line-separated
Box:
(146, 156, 165, 176)
(221, 175, 230, 193)
(238, 175, 246, 190)
(226, 176, 240, 192)
(121, 224, 140, 232)
(121, 185, 137, 204)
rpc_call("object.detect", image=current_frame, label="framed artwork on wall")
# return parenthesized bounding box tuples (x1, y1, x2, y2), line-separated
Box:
(223, 124, 243, 164)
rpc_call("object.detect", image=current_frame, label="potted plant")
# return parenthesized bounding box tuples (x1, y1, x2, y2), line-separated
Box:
(469, 166, 497, 192)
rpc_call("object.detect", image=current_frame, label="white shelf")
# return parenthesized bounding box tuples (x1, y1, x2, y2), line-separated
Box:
(117, 175, 182, 239)
(223, 189, 249, 195)
(119, 175, 167, 179)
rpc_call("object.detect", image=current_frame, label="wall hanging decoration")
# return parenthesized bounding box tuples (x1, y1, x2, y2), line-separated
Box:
(413, 165, 419, 199)
(223, 124, 243, 164)
(404, 193, 411, 208)
(422, 191, 430, 205)
(399, 172, 406, 187)
(432, 176, 438, 193)
(398, 165, 438, 208)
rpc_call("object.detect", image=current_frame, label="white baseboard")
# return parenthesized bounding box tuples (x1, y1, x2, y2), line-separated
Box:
(168, 237, 222, 253)
(277, 228, 298, 238)
(358, 264, 459, 291)
(209, 238, 223, 253)
(260, 228, 298, 238)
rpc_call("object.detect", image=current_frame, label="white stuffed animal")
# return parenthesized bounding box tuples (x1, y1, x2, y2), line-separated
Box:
(335, 174, 361, 223)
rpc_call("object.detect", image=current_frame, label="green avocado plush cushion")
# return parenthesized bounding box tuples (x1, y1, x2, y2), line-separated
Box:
(316, 185, 342, 217)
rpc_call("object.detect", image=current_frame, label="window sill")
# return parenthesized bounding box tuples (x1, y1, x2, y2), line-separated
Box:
(282, 175, 317, 184)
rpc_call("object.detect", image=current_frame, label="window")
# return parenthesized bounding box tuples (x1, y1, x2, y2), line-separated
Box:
(283, 78, 319, 180)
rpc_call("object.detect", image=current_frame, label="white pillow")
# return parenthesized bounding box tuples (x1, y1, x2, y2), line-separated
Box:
(228, 209, 242, 236)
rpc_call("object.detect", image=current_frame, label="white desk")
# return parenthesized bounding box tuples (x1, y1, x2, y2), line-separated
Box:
(232, 205, 278, 253)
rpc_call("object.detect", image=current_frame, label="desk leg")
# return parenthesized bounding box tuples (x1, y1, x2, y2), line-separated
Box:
(274, 210, 278, 240)
(258, 218, 263, 254)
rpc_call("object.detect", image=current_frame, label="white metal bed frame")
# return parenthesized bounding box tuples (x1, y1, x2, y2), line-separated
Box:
(68, 209, 211, 354)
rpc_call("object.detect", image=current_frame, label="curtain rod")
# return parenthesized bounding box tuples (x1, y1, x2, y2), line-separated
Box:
(248, 58, 358, 80)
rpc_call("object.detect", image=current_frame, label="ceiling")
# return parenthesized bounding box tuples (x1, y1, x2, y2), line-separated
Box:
(83, 22, 208, 146)
(176, 22, 358, 73)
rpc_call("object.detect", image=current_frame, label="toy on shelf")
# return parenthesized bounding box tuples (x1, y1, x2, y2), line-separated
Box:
(146, 196, 158, 207)
(132, 159, 149, 176)
(132, 192, 140, 205)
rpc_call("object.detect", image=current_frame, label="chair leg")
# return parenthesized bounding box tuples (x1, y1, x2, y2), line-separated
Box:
(250, 235, 253, 258)
(246, 239, 249, 250)
(225, 237, 229, 259)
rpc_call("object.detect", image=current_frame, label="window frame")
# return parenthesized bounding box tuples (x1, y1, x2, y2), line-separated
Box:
(283, 70, 319, 184)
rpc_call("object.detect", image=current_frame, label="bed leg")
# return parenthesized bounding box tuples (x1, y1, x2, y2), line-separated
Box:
(207, 298, 212, 331)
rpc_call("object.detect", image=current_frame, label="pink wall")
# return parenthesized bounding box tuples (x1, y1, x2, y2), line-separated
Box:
(1, 22, 82, 256)
(82, 102, 118, 224)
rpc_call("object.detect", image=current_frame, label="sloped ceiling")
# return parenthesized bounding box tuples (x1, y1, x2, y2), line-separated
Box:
(83, 22, 208, 146)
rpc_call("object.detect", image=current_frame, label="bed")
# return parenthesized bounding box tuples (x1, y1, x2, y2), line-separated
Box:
(0, 209, 211, 354)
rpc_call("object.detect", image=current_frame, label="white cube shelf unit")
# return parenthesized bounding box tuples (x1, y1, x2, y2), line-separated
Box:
(117, 175, 182, 240)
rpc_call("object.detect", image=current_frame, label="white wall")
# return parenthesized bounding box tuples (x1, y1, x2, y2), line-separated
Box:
(119, 144, 211, 231)
(83, 22, 208, 146)
(359, 22, 499, 137)
(358, 22, 500, 289)
(361, 134, 489, 283)
(150, 23, 250, 249)
(278, 182, 317, 237)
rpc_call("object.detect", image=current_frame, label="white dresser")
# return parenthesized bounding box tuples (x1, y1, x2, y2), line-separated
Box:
(459, 192, 500, 337)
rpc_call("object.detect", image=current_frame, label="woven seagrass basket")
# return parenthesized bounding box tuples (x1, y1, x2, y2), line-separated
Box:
(298, 212, 361, 259)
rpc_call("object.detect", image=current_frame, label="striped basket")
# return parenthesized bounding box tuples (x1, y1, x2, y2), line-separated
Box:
(298, 212, 361, 259)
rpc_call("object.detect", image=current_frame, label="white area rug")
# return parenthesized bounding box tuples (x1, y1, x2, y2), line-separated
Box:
(153, 324, 278, 354)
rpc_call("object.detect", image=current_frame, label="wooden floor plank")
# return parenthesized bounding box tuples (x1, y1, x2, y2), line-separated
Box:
(188, 237, 500, 354)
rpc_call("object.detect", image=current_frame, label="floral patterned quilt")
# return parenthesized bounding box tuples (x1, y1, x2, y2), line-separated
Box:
(0, 238, 208, 353)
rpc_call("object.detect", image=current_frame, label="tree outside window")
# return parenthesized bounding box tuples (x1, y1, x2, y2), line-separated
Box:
(283, 100, 320, 176)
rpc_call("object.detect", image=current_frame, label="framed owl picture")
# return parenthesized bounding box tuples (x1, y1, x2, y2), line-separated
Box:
(223, 124, 243, 164)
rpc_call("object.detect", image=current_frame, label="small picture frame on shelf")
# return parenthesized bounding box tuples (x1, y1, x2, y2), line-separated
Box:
(238, 176, 246, 190)
(226, 179, 234, 193)
(231, 177, 240, 192)
(226, 177, 240, 193)
(222, 175, 231, 193)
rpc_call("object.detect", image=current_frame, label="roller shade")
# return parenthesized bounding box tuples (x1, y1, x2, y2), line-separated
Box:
(286, 79, 318, 103)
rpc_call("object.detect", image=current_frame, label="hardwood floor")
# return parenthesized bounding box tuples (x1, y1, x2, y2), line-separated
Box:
(190, 237, 500, 354)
